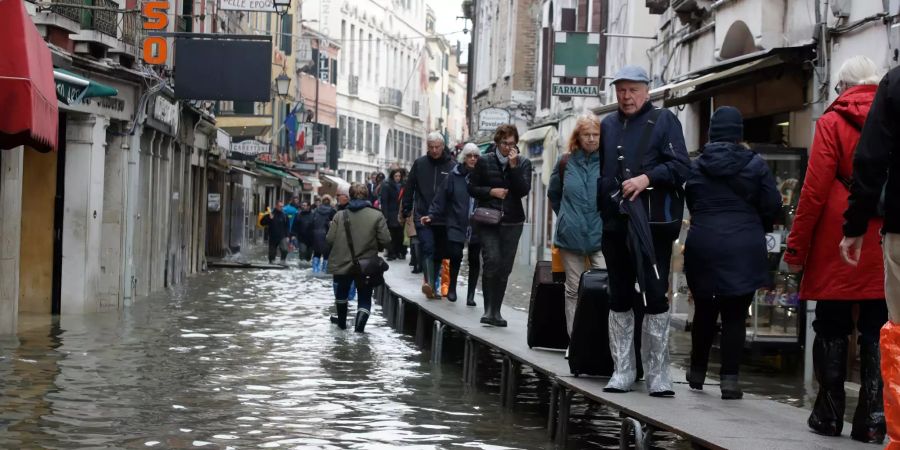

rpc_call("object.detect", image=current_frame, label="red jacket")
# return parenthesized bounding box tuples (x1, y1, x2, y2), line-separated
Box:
(784, 85, 885, 301)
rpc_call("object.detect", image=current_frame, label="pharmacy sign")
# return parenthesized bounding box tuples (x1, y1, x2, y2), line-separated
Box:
(552, 32, 601, 78)
(551, 84, 599, 97)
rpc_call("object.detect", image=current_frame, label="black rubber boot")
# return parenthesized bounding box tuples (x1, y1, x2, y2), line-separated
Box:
(720, 375, 743, 400)
(354, 309, 370, 333)
(480, 275, 493, 324)
(410, 242, 422, 274)
(447, 261, 460, 302)
(808, 336, 848, 436)
(686, 366, 706, 390)
(330, 301, 348, 330)
(422, 259, 436, 299)
(466, 261, 479, 307)
(851, 339, 886, 444)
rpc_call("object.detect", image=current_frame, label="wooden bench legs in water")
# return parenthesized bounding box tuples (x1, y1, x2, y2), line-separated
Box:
(462, 337, 478, 387)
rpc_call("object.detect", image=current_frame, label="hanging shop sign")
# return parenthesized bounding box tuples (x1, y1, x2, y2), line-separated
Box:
(313, 144, 327, 164)
(58, 74, 136, 122)
(142, 2, 169, 65)
(153, 96, 179, 130)
(552, 32, 601, 78)
(551, 83, 599, 97)
(477, 108, 510, 132)
(232, 139, 270, 156)
(218, 0, 275, 12)
(207, 193, 221, 212)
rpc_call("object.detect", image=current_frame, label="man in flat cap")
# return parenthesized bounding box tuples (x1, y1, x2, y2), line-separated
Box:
(599, 65, 691, 397)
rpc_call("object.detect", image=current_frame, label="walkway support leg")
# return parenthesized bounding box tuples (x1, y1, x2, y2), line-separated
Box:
(547, 382, 560, 440)
(619, 416, 654, 450)
(505, 357, 520, 409)
(500, 356, 510, 407)
(431, 321, 445, 364)
(416, 309, 427, 348)
(555, 387, 574, 446)
(396, 298, 405, 332)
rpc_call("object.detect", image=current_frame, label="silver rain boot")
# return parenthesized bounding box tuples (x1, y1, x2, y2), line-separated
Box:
(642, 311, 675, 397)
(604, 310, 636, 393)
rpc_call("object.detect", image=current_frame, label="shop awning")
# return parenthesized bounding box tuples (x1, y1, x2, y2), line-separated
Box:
(53, 69, 119, 105)
(591, 47, 812, 115)
(0, 1, 58, 152)
(256, 164, 299, 181)
(520, 126, 555, 143)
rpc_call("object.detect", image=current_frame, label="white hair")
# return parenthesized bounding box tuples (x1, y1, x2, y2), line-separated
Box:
(458, 143, 480, 163)
(837, 56, 883, 87)
(426, 131, 445, 144)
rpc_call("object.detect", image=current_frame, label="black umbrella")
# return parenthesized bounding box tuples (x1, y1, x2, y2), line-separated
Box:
(611, 151, 660, 306)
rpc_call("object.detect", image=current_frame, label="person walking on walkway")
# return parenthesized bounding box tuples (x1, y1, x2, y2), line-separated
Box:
(292, 201, 314, 262)
(402, 131, 456, 299)
(468, 124, 533, 327)
(311, 195, 337, 274)
(599, 66, 691, 397)
(684, 106, 782, 400)
(842, 63, 900, 450)
(326, 183, 391, 332)
(381, 169, 405, 260)
(426, 143, 480, 303)
(260, 201, 291, 264)
(812, 57, 893, 444)
(547, 114, 605, 336)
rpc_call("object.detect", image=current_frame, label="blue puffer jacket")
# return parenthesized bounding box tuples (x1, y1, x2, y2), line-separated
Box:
(547, 149, 603, 254)
(599, 102, 691, 231)
(684, 142, 782, 297)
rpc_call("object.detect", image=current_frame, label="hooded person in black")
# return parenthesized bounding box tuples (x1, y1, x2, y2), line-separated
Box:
(260, 201, 290, 264)
(402, 132, 456, 299)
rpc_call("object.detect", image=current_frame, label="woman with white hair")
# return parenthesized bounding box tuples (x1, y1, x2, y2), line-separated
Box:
(784, 55, 886, 443)
(423, 143, 481, 305)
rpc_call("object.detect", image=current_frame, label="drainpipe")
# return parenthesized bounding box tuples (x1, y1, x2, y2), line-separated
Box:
(804, 0, 831, 390)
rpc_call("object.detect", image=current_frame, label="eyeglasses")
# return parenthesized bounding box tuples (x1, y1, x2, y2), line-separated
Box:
(834, 82, 845, 95)
(499, 141, 517, 148)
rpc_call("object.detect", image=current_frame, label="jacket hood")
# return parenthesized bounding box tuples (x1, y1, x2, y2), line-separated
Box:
(697, 142, 755, 177)
(452, 164, 470, 176)
(348, 199, 372, 211)
(828, 84, 877, 129)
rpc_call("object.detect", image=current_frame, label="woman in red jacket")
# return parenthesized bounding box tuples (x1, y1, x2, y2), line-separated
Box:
(784, 56, 887, 444)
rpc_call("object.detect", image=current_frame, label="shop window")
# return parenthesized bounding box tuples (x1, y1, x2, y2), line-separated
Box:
(528, 140, 543, 157)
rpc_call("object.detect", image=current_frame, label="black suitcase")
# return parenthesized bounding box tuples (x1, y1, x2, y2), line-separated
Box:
(526, 261, 569, 350)
(568, 269, 644, 377)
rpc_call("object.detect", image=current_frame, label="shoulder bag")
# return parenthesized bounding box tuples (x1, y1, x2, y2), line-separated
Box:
(470, 155, 504, 226)
(342, 210, 389, 288)
(633, 109, 685, 227)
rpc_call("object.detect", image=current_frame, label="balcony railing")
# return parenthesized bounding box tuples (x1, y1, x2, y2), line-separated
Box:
(121, 10, 141, 46)
(52, 0, 83, 23)
(349, 75, 359, 96)
(379, 87, 402, 111)
(51, 0, 118, 37)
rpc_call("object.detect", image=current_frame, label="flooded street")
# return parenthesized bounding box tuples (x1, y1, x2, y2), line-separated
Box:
(0, 259, 687, 449)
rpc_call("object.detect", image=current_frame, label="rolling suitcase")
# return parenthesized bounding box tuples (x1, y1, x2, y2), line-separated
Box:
(526, 261, 569, 350)
(568, 269, 614, 376)
(568, 269, 644, 377)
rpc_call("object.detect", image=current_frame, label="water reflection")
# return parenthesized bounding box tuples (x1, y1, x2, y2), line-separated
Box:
(0, 265, 687, 449)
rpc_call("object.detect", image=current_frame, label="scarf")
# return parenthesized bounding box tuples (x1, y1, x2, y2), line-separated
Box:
(495, 148, 509, 169)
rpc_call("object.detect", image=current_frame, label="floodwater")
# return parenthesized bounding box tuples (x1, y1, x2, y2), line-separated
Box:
(0, 258, 690, 449)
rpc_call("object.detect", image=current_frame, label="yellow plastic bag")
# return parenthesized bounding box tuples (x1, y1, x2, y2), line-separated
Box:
(882, 321, 900, 449)
(551, 245, 565, 274)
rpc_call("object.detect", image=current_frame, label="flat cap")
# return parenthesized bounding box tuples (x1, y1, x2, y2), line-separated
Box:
(611, 65, 651, 84)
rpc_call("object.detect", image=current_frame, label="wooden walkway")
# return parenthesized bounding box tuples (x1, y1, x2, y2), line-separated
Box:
(378, 260, 880, 450)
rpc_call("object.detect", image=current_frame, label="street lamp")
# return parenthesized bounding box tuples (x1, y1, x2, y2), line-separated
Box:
(275, 72, 291, 97)
(273, 0, 290, 16)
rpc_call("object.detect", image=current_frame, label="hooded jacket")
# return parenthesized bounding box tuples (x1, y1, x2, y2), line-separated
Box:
(380, 180, 403, 228)
(467, 146, 533, 225)
(429, 164, 475, 243)
(326, 199, 391, 275)
(291, 209, 314, 245)
(786, 84, 885, 301)
(547, 149, 603, 254)
(684, 142, 782, 297)
(311, 204, 336, 256)
(402, 148, 456, 224)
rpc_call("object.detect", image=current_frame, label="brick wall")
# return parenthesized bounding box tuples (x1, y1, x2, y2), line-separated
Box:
(513, 0, 540, 92)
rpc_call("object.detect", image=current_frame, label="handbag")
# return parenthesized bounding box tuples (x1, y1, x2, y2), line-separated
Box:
(342, 210, 389, 288)
(631, 109, 685, 227)
(471, 206, 503, 225)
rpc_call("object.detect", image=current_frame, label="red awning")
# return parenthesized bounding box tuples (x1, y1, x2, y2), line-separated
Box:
(0, 0, 59, 152)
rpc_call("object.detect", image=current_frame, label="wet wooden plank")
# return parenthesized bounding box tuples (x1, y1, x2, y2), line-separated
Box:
(207, 261, 288, 270)
(382, 260, 874, 450)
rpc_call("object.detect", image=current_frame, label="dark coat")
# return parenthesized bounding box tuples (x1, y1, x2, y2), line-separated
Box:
(260, 209, 290, 244)
(311, 204, 336, 256)
(429, 164, 474, 243)
(467, 147, 533, 225)
(785, 85, 885, 301)
(380, 180, 403, 228)
(684, 142, 782, 297)
(599, 102, 691, 231)
(402, 149, 456, 223)
(845, 66, 900, 236)
(291, 209, 314, 246)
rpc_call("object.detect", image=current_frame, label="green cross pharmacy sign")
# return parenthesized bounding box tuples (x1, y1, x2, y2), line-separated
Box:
(553, 32, 601, 78)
